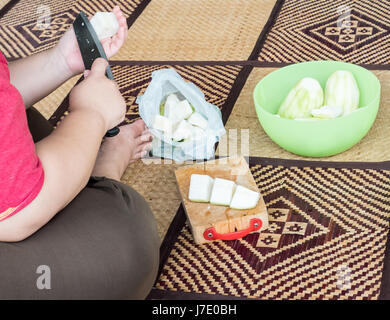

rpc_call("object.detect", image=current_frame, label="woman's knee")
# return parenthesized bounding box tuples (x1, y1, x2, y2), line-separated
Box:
(34, 179, 160, 299)
(94, 180, 160, 299)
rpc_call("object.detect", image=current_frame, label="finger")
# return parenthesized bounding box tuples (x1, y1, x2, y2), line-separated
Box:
(89, 58, 108, 77)
(101, 38, 111, 54)
(112, 5, 123, 19)
(113, 6, 128, 33)
(110, 25, 126, 53)
(83, 70, 91, 78)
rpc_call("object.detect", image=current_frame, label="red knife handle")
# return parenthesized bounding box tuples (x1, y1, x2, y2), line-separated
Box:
(203, 218, 262, 241)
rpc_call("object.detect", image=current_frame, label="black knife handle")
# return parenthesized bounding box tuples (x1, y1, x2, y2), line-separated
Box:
(104, 67, 120, 137)
(73, 11, 120, 138)
(105, 127, 120, 138)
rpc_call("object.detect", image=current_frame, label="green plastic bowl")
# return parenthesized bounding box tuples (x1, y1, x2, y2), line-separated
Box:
(253, 61, 381, 157)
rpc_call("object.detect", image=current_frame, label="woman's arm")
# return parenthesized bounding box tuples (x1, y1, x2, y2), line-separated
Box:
(0, 59, 126, 242)
(8, 47, 74, 107)
(8, 5, 128, 108)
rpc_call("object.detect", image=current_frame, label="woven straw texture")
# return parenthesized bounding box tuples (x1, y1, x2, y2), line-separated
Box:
(218, 67, 390, 162)
(2, 0, 390, 300)
(112, 0, 277, 61)
(49, 63, 243, 125)
(34, 75, 80, 120)
(155, 157, 390, 299)
(258, 0, 390, 65)
(0, 0, 11, 11)
(0, 0, 144, 60)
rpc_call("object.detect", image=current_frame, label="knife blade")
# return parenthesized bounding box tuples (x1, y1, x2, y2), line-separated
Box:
(73, 11, 119, 138)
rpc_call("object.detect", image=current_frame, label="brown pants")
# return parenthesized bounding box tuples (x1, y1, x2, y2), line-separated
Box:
(0, 107, 159, 299)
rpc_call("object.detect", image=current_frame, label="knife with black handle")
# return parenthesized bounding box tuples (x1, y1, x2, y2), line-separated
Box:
(73, 11, 120, 138)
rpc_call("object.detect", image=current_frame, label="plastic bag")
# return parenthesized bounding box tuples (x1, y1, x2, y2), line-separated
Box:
(136, 68, 226, 162)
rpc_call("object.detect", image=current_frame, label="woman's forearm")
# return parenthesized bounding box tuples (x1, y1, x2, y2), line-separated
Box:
(8, 47, 75, 107)
(0, 110, 106, 241)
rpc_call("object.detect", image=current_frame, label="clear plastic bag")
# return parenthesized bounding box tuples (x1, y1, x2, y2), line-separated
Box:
(136, 68, 226, 162)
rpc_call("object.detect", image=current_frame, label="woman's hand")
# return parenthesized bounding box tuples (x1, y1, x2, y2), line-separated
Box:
(69, 58, 126, 132)
(55, 6, 128, 77)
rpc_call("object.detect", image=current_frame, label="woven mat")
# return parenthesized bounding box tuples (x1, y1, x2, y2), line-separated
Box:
(49, 63, 244, 126)
(3, 0, 390, 300)
(0, 0, 146, 60)
(257, 0, 390, 66)
(149, 157, 390, 300)
(112, 0, 277, 61)
(218, 67, 390, 162)
(0, 0, 12, 11)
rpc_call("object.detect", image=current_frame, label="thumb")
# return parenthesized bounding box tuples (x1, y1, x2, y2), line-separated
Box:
(89, 58, 108, 78)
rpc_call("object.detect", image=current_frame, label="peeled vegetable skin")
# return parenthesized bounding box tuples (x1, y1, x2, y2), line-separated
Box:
(311, 105, 343, 119)
(324, 70, 360, 116)
(278, 77, 324, 120)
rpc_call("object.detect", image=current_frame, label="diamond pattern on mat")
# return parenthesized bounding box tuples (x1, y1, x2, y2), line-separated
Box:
(155, 162, 390, 299)
(0, 0, 146, 59)
(258, 0, 390, 65)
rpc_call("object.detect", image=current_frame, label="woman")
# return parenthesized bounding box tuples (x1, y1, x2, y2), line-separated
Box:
(0, 6, 159, 299)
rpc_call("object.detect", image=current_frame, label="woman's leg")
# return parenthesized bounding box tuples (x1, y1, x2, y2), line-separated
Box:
(0, 108, 159, 299)
(0, 176, 159, 299)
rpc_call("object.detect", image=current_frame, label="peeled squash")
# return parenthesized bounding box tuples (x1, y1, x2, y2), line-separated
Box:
(165, 94, 193, 124)
(172, 119, 193, 142)
(324, 70, 360, 116)
(188, 174, 261, 210)
(209, 178, 236, 206)
(152, 115, 173, 135)
(188, 112, 208, 130)
(90, 12, 119, 40)
(278, 77, 324, 119)
(230, 186, 260, 210)
(189, 174, 214, 202)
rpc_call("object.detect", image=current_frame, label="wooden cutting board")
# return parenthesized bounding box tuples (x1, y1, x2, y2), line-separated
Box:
(175, 156, 269, 244)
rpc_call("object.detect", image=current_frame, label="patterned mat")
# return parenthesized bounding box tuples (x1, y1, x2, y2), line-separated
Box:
(257, 0, 390, 66)
(49, 62, 245, 127)
(0, 0, 148, 61)
(149, 157, 390, 300)
(2, 0, 390, 300)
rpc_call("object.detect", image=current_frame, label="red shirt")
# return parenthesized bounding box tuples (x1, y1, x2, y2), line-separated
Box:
(0, 52, 44, 221)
